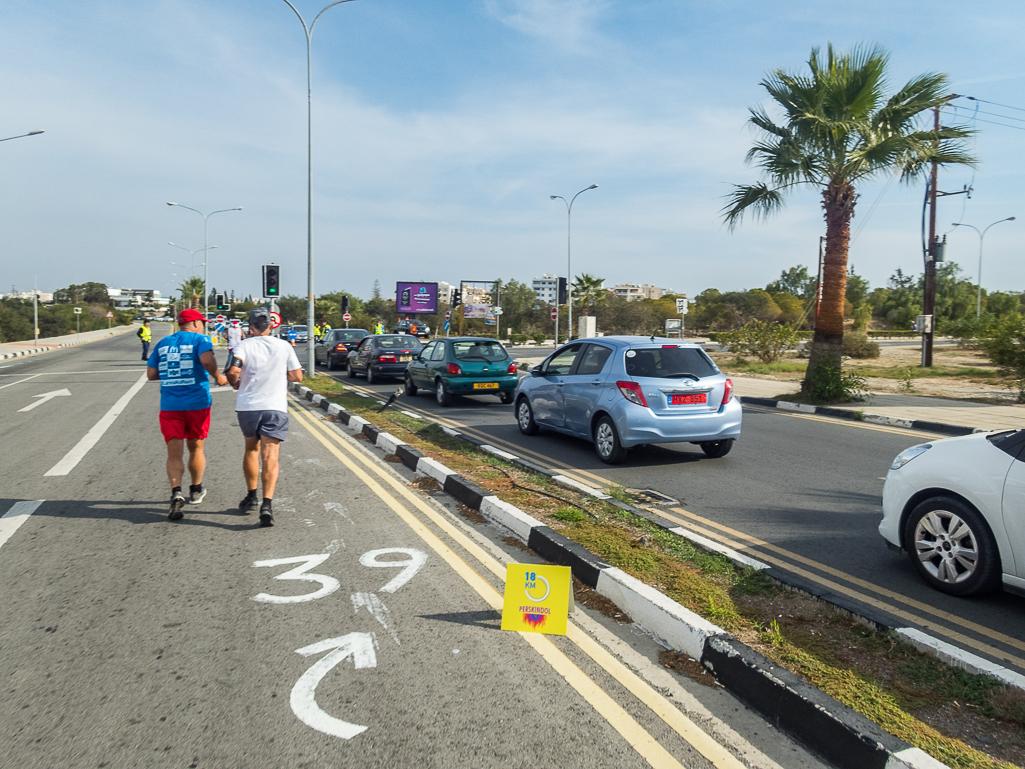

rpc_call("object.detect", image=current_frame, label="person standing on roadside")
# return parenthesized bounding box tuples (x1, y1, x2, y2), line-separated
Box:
(226, 307, 304, 527)
(138, 320, 152, 361)
(146, 309, 227, 520)
(374, 320, 384, 335)
(226, 319, 243, 356)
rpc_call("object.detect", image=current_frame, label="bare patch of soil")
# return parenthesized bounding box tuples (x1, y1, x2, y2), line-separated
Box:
(573, 577, 632, 624)
(502, 535, 531, 553)
(455, 502, 487, 525)
(658, 649, 718, 687)
(410, 476, 442, 493)
(383, 453, 403, 463)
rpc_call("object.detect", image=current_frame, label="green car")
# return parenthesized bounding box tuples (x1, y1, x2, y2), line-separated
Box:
(404, 337, 518, 406)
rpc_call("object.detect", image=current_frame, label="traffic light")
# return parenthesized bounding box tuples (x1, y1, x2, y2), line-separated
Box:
(341, 295, 350, 313)
(262, 264, 280, 298)
(557, 277, 568, 305)
(451, 289, 462, 307)
(215, 293, 229, 311)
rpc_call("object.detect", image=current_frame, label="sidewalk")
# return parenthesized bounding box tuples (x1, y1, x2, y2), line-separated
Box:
(0, 325, 136, 360)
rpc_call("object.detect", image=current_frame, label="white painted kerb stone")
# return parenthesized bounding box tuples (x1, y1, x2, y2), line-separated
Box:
(416, 457, 454, 484)
(478, 496, 542, 541)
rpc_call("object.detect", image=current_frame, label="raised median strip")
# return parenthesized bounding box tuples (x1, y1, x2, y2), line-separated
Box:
(290, 381, 978, 769)
(739, 396, 983, 437)
(0, 325, 136, 360)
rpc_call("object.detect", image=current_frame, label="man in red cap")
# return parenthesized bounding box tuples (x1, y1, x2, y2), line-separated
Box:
(146, 309, 227, 520)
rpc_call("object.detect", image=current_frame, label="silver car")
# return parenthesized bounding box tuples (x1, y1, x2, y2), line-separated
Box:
(513, 336, 741, 464)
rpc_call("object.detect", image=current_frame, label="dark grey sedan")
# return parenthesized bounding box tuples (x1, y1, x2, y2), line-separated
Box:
(315, 328, 370, 369)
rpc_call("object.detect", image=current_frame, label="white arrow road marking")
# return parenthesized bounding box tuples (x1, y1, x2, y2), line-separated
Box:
(351, 592, 400, 645)
(0, 500, 45, 551)
(291, 633, 378, 740)
(252, 554, 340, 604)
(45, 374, 148, 477)
(18, 388, 71, 412)
(359, 548, 427, 593)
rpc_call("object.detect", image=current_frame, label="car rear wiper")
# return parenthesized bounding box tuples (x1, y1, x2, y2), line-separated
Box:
(663, 372, 700, 380)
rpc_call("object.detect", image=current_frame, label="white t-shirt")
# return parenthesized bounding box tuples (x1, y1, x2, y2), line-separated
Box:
(234, 335, 302, 413)
(227, 325, 243, 349)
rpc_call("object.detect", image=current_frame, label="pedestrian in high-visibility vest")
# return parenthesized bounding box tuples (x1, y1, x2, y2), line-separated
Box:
(374, 322, 384, 335)
(137, 320, 152, 360)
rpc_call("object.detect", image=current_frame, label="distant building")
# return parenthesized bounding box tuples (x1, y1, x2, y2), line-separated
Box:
(107, 288, 169, 309)
(532, 274, 559, 304)
(462, 285, 492, 305)
(436, 281, 454, 305)
(609, 283, 672, 302)
(3, 290, 53, 302)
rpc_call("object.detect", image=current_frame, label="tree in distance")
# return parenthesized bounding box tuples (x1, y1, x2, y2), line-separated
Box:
(721, 43, 975, 399)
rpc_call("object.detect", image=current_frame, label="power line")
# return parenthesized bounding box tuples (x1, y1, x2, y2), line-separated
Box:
(960, 95, 1025, 114)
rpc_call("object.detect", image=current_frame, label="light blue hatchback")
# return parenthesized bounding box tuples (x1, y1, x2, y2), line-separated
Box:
(513, 336, 741, 464)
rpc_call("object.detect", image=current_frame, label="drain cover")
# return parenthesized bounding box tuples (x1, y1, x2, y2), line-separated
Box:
(627, 488, 678, 506)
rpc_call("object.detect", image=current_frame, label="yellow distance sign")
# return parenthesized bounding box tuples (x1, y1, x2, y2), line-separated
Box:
(501, 564, 572, 635)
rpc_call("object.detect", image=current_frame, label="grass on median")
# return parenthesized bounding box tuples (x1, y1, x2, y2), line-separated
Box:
(303, 375, 1025, 769)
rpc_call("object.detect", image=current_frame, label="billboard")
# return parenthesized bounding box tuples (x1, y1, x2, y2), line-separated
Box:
(462, 302, 491, 319)
(396, 282, 438, 314)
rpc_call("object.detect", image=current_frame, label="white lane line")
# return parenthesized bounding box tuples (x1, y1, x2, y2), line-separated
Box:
(18, 388, 72, 412)
(0, 370, 145, 377)
(0, 500, 45, 550)
(44, 373, 149, 477)
(0, 374, 42, 390)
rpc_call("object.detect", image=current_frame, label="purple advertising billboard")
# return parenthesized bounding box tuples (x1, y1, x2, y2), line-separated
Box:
(396, 282, 438, 314)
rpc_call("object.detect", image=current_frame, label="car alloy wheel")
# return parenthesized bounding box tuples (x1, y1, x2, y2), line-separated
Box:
(516, 398, 539, 435)
(594, 416, 627, 464)
(904, 496, 1000, 596)
(404, 374, 418, 396)
(366, 367, 376, 384)
(347, 361, 357, 378)
(435, 379, 451, 406)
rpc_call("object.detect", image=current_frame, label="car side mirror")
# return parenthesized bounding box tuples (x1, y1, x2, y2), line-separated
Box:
(530, 366, 545, 377)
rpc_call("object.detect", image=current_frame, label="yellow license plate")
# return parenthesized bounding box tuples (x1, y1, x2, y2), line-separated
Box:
(473, 382, 499, 390)
(399, 355, 412, 362)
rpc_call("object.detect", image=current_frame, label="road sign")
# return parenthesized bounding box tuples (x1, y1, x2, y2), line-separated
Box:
(104, 310, 114, 318)
(492, 306, 503, 315)
(269, 311, 282, 329)
(676, 298, 689, 315)
(288, 328, 298, 340)
(342, 313, 351, 322)
(74, 307, 82, 314)
(444, 320, 450, 331)
(215, 314, 226, 323)
(444, 311, 451, 320)
(550, 308, 558, 320)
(501, 563, 572, 636)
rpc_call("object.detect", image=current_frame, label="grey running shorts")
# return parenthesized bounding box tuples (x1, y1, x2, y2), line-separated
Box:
(237, 410, 290, 441)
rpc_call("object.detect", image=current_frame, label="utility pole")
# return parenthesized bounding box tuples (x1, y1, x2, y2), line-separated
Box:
(922, 105, 939, 368)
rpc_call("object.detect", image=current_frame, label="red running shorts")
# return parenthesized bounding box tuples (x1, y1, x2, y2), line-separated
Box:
(159, 408, 212, 442)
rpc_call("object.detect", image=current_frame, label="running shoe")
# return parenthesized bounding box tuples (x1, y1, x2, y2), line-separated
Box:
(239, 495, 258, 515)
(168, 491, 186, 521)
(259, 500, 274, 527)
(188, 486, 207, 505)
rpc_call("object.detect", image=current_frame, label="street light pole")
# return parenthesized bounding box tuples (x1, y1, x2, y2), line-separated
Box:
(169, 243, 218, 278)
(279, 0, 357, 375)
(952, 217, 1016, 318)
(0, 130, 44, 143)
(550, 184, 598, 341)
(166, 204, 242, 318)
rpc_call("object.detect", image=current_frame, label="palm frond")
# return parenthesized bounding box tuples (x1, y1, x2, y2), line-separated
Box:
(721, 183, 788, 230)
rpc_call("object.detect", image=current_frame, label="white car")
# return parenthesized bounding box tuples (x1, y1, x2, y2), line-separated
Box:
(880, 430, 1025, 597)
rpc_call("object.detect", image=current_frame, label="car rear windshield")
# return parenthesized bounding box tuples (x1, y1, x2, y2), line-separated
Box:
(379, 335, 422, 349)
(624, 346, 717, 379)
(336, 330, 367, 341)
(292, 326, 308, 331)
(452, 340, 508, 361)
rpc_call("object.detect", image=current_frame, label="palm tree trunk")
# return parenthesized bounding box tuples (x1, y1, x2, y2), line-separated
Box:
(803, 182, 856, 397)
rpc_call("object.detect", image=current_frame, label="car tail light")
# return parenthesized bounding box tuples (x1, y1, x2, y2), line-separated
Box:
(722, 378, 733, 406)
(507, 362, 517, 374)
(616, 381, 648, 407)
(661, 344, 677, 348)
(447, 363, 462, 375)
(335, 344, 346, 351)
(379, 353, 397, 362)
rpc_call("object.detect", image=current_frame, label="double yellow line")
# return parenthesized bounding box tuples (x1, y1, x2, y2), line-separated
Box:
(289, 400, 746, 769)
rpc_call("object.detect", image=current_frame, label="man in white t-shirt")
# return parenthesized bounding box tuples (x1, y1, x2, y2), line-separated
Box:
(226, 308, 304, 527)
(226, 320, 243, 355)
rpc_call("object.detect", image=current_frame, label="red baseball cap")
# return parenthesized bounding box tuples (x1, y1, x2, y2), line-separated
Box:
(178, 309, 206, 324)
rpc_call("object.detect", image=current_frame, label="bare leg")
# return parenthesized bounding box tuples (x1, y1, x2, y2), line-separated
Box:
(166, 439, 185, 488)
(260, 437, 282, 498)
(243, 436, 261, 491)
(186, 438, 205, 486)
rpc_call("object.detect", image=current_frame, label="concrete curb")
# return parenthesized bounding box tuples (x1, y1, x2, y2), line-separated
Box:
(739, 396, 982, 437)
(290, 382, 952, 769)
(0, 326, 135, 361)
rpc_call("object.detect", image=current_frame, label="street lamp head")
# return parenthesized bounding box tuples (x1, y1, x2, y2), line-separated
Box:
(1007, 217, 1016, 222)
(550, 196, 557, 200)
(28, 130, 44, 136)
(233, 207, 243, 211)
(167, 202, 177, 206)
(588, 184, 598, 189)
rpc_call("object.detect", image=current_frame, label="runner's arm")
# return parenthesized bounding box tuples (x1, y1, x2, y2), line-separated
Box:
(225, 355, 243, 390)
(146, 366, 160, 381)
(287, 366, 304, 383)
(199, 350, 228, 387)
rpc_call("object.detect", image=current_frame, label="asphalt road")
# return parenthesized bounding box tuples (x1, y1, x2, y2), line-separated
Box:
(0, 330, 827, 769)
(331, 359, 1025, 681)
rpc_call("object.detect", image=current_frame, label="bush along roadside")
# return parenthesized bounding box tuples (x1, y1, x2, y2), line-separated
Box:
(294, 376, 1024, 769)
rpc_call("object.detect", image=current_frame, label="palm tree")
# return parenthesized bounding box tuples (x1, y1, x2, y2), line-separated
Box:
(722, 44, 974, 396)
(178, 277, 205, 310)
(572, 273, 608, 316)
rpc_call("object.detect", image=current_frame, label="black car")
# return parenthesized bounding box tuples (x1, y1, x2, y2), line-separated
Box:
(347, 334, 423, 384)
(391, 318, 431, 338)
(315, 328, 370, 369)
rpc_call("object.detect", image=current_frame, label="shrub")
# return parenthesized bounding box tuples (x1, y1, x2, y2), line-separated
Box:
(842, 333, 880, 359)
(804, 359, 868, 403)
(509, 334, 528, 345)
(531, 333, 547, 345)
(719, 320, 799, 363)
(981, 313, 1025, 402)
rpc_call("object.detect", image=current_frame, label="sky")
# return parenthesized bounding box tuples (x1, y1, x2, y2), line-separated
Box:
(1, 0, 1023, 304)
